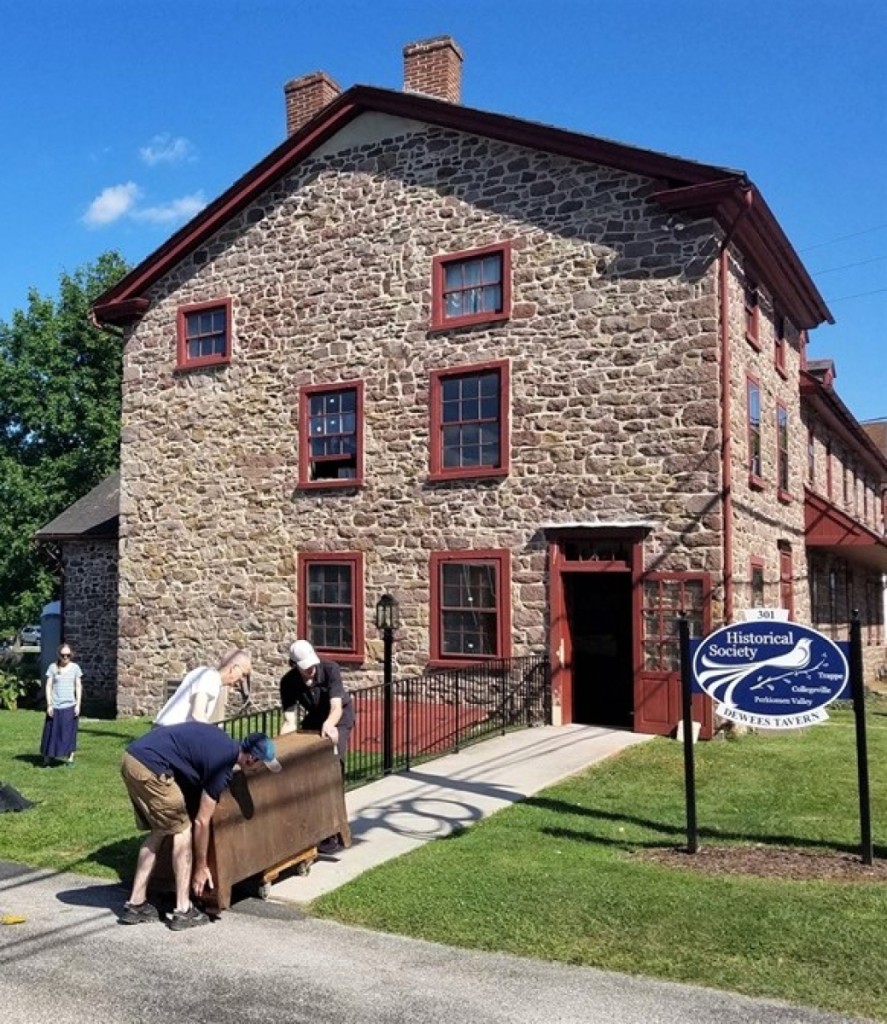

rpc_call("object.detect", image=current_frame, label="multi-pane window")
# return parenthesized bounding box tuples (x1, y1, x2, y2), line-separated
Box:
(177, 299, 231, 368)
(776, 403, 789, 496)
(807, 426, 815, 485)
(299, 381, 364, 487)
(298, 552, 364, 662)
(430, 551, 510, 663)
(431, 242, 511, 329)
(750, 560, 765, 607)
(744, 279, 760, 347)
(747, 377, 762, 482)
(641, 577, 707, 672)
(430, 360, 509, 480)
(774, 313, 787, 374)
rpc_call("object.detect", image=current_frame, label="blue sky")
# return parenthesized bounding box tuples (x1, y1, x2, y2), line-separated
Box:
(3, 0, 885, 421)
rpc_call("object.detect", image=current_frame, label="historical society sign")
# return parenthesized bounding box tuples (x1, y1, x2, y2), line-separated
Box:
(692, 620, 849, 729)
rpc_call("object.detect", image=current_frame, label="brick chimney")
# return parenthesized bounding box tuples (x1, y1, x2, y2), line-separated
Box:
(284, 71, 342, 137)
(403, 36, 463, 103)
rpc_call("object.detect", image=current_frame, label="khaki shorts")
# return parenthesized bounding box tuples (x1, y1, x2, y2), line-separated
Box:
(120, 752, 190, 834)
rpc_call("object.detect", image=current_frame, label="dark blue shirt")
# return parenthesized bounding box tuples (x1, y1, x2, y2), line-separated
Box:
(127, 721, 240, 801)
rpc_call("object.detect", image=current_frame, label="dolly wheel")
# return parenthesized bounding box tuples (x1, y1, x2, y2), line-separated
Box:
(258, 882, 272, 900)
(295, 861, 311, 876)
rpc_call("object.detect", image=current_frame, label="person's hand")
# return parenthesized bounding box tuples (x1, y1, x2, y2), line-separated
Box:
(192, 866, 214, 899)
(74, 706, 80, 718)
(321, 723, 338, 742)
(46, 707, 54, 719)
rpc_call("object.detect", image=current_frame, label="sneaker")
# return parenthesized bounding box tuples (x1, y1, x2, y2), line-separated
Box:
(317, 836, 341, 856)
(118, 901, 159, 925)
(167, 905, 210, 931)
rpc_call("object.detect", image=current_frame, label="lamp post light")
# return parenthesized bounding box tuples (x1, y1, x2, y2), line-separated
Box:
(375, 594, 399, 775)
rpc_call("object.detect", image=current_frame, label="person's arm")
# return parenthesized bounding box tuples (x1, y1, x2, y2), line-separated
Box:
(189, 690, 212, 723)
(321, 698, 343, 737)
(74, 672, 82, 718)
(44, 671, 54, 718)
(191, 790, 219, 898)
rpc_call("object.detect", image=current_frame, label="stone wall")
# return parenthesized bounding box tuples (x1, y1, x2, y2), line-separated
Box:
(62, 539, 118, 712)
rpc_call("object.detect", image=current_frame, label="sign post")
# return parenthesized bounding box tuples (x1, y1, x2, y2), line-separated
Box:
(849, 611, 873, 866)
(678, 613, 698, 854)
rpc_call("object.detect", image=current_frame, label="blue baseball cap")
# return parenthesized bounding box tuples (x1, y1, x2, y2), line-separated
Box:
(241, 732, 282, 773)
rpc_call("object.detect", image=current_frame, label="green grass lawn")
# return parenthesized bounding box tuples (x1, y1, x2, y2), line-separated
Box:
(2, 705, 886, 1020)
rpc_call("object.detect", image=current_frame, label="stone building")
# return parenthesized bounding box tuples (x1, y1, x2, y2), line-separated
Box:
(34, 472, 119, 714)
(89, 36, 886, 728)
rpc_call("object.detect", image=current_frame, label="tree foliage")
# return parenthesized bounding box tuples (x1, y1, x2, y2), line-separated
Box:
(0, 251, 129, 634)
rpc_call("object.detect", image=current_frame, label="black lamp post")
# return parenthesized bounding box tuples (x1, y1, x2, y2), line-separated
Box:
(375, 594, 399, 774)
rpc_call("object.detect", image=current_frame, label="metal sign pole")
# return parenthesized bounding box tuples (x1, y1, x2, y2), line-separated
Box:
(679, 613, 698, 854)
(849, 611, 873, 866)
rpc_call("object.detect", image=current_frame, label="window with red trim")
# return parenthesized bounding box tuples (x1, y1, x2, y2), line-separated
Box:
(779, 545, 794, 619)
(429, 360, 509, 481)
(807, 425, 815, 485)
(774, 313, 787, 375)
(429, 550, 511, 663)
(776, 403, 790, 499)
(750, 558, 765, 608)
(826, 441, 833, 499)
(431, 242, 511, 330)
(744, 279, 760, 348)
(746, 376, 763, 486)
(297, 552, 364, 663)
(177, 299, 232, 369)
(298, 381, 364, 488)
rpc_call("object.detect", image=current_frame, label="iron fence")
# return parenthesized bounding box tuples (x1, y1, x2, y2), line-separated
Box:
(221, 653, 550, 791)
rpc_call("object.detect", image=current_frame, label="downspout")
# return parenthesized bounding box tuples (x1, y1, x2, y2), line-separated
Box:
(718, 185, 754, 624)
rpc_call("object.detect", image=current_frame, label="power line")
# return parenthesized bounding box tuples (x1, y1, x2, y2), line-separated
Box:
(798, 223, 887, 254)
(828, 286, 887, 303)
(811, 254, 887, 276)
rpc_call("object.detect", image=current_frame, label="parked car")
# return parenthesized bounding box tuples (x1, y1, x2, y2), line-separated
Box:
(18, 625, 41, 647)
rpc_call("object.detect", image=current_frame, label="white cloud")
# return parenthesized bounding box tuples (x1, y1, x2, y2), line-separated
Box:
(82, 182, 142, 227)
(131, 192, 208, 224)
(139, 134, 196, 166)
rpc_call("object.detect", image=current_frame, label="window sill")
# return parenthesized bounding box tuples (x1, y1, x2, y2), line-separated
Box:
(775, 362, 789, 381)
(317, 652, 364, 666)
(745, 332, 761, 352)
(428, 467, 509, 484)
(426, 657, 505, 670)
(297, 479, 364, 491)
(175, 356, 231, 372)
(748, 473, 765, 491)
(428, 311, 510, 333)
(777, 488, 793, 504)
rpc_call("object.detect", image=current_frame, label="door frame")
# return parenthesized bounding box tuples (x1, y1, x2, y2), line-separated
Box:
(548, 529, 645, 726)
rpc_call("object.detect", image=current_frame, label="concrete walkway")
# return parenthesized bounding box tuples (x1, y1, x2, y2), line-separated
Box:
(271, 724, 653, 903)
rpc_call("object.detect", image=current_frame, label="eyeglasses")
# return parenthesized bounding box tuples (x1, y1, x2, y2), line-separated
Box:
(59, 653, 71, 660)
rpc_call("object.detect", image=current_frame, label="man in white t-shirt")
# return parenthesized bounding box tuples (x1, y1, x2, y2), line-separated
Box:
(154, 649, 252, 726)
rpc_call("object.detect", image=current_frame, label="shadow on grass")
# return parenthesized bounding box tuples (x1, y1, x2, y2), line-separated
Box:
(12, 753, 45, 766)
(525, 795, 887, 859)
(81, 836, 143, 881)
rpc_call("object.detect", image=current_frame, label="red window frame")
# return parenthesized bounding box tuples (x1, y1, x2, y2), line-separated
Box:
(744, 279, 760, 349)
(298, 380, 365, 489)
(774, 312, 787, 377)
(429, 550, 511, 666)
(776, 402, 790, 501)
(430, 241, 512, 330)
(826, 441, 833, 499)
(429, 359, 510, 482)
(750, 557, 765, 608)
(807, 425, 815, 486)
(746, 375, 764, 488)
(176, 298, 232, 370)
(297, 551, 364, 664)
(779, 546, 794, 620)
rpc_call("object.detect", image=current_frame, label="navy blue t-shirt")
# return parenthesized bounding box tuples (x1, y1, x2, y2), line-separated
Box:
(127, 721, 240, 801)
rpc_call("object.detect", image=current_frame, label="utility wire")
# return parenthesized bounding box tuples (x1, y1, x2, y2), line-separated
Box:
(811, 254, 887, 276)
(798, 223, 887, 253)
(827, 286, 887, 303)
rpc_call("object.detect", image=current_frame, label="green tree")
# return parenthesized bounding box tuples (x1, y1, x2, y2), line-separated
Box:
(0, 251, 129, 634)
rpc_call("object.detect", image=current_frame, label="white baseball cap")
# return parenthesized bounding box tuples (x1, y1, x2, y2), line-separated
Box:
(289, 639, 320, 671)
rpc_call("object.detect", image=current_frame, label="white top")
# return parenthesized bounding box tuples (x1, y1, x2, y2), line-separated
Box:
(154, 666, 224, 726)
(45, 661, 82, 709)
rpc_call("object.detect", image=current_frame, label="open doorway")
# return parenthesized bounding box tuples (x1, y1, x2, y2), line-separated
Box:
(564, 573, 633, 727)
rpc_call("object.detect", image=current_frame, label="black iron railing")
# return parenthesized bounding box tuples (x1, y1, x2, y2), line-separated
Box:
(221, 653, 550, 791)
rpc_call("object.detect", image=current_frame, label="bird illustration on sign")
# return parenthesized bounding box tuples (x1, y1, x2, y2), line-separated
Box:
(696, 637, 826, 708)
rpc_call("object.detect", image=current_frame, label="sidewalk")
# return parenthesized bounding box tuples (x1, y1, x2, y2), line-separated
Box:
(271, 724, 653, 903)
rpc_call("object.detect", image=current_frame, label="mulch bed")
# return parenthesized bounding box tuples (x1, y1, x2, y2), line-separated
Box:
(636, 844, 887, 883)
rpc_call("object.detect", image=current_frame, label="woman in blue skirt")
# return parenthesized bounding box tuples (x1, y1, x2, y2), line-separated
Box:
(40, 643, 83, 766)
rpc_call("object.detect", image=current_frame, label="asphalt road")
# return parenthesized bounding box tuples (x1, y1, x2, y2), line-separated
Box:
(0, 862, 873, 1024)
